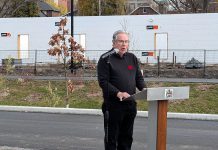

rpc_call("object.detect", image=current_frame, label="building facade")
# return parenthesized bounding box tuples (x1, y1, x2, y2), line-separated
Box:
(38, 0, 61, 17)
(50, 0, 70, 11)
(126, 0, 159, 14)
(129, 6, 159, 15)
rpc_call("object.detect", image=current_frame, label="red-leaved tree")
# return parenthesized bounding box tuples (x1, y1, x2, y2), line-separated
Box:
(48, 17, 85, 107)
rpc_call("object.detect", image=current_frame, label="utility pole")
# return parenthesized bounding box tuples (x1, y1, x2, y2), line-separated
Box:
(71, 0, 74, 36)
(70, 0, 74, 73)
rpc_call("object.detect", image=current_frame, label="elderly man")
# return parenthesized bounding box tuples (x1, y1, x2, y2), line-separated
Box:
(97, 30, 145, 150)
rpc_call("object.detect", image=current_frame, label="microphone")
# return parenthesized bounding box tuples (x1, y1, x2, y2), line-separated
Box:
(102, 48, 119, 59)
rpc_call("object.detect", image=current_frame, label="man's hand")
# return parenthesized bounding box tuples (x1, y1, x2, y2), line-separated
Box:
(117, 92, 130, 101)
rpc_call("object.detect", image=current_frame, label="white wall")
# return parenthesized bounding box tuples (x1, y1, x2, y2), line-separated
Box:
(0, 13, 218, 64)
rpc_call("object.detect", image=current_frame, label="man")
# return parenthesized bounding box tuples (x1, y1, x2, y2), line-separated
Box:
(97, 30, 145, 150)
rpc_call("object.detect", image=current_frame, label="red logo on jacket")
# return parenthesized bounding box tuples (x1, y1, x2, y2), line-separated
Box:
(127, 65, 133, 70)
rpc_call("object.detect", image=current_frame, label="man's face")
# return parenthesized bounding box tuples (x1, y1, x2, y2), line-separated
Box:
(113, 33, 129, 56)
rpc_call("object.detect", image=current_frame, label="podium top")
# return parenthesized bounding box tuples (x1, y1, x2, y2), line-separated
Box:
(131, 86, 189, 101)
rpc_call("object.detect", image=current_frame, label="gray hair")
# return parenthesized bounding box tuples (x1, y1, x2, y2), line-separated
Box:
(112, 30, 128, 42)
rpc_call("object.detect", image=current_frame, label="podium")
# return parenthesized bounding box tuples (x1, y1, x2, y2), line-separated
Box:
(135, 86, 190, 150)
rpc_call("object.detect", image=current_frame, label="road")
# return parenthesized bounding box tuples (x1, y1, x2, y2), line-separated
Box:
(0, 111, 217, 150)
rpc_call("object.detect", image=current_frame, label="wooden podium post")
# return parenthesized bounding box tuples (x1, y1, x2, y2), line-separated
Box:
(157, 100, 168, 150)
(146, 86, 189, 150)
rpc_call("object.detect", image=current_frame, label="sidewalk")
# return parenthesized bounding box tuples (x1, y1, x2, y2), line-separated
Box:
(0, 105, 218, 121)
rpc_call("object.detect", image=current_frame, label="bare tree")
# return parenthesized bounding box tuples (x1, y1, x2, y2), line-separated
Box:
(77, 0, 127, 16)
(119, 19, 139, 54)
(155, 0, 210, 13)
(0, 0, 26, 17)
(0, 0, 39, 17)
(202, 0, 209, 12)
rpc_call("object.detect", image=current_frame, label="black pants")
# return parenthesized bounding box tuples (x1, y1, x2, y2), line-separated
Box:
(102, 101, 137, 150)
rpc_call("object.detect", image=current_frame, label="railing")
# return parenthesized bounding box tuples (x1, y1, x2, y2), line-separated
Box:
(0, 49, 218, 78)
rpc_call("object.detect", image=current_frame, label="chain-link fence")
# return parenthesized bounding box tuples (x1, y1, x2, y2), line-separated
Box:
(0, 49, 218, 78)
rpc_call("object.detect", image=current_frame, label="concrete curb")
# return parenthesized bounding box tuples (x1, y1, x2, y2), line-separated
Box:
(0, 106, 103, 116)
(0, 106, 218, 121)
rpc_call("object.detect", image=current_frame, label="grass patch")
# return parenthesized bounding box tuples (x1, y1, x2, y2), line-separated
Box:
(0, 78, 218, 114)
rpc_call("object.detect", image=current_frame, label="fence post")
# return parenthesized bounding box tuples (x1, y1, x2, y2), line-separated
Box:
(34, 50, 37, 75)
(157, 56, 160, 77)
(172, 52, 175, 66)
(203, 50, 206, 78)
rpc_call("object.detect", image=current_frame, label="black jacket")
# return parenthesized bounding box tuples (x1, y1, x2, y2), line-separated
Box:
(97, 49, 145, 103)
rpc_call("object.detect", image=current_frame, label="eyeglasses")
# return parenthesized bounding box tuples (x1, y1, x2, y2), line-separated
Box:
(116, 40, 130, 44)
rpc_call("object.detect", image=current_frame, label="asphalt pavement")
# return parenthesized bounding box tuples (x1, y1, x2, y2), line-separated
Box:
(0, 111, 218, 150)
